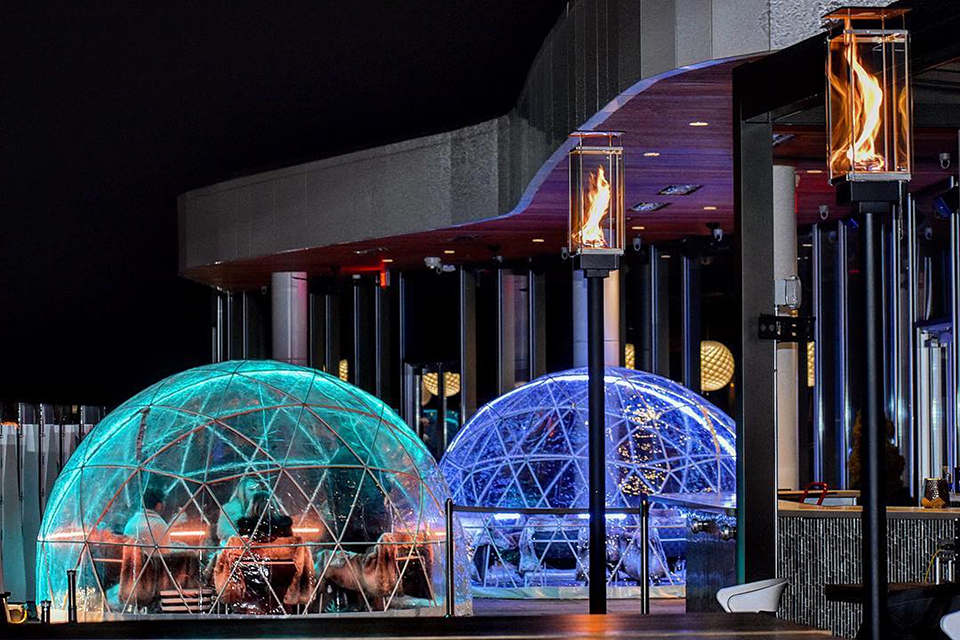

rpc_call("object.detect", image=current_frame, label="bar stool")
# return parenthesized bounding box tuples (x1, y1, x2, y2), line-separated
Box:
(716, 578, 788, 613)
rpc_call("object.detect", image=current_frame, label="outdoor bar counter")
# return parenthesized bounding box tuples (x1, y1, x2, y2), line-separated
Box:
(778, 500, 959, 637)
(661, 493, 960, 637)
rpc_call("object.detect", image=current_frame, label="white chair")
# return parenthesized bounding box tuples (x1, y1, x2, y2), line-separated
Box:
(716, 578, 788, 613)
(941, 609, 960, 639)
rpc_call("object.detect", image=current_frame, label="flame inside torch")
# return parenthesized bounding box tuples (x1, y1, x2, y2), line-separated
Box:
(575, 165, 611, 249)
(830, 37, 886, 173)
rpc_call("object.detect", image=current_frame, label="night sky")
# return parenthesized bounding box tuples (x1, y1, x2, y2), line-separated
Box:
(3, 2, 565, 407)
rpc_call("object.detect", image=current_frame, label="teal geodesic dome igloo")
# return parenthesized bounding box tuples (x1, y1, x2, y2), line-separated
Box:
(37, 360, 471, 620)
(439, 367, 735, 595)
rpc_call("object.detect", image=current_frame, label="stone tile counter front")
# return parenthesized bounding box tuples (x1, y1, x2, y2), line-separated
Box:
(777, 501, 959, 637)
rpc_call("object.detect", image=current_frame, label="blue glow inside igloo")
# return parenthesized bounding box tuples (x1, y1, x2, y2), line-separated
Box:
(439, 367, 736, 595)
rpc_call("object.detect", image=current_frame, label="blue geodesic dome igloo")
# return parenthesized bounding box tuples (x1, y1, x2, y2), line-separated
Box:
(441, 367, 735, 508)
(439, 367, 735, 594)
(37, 360, 471, 621)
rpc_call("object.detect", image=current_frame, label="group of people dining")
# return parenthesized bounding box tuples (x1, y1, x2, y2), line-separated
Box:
(99, 465, 436, 615)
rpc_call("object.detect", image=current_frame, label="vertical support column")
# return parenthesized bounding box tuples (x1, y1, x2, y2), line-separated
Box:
(773, 165, 799, 490)
(573, 270, 621, 367)
(1, 420, 26, 600)
(640, 246, 660, 373)
(837, 222, 851, 485)
(681, 255, 701, 393)
(439, 364, 449, 451)
(460, 268, 478, 422)
(213, 291, 225, 363)
(586, 273, 607, 614)
(21, 413, 40, 604)
(498, 269, 516, 393)
(353, 277, 362, 387)
(603, 273, 620, 366)
(733, 113, 777, 583)
(241, 292, 250, 359)
(529, 270, 547, 379)
(812, 224, 825, 481)
(271, 272, 309, 366)
(225, 293, 234, 360)
(573, 270, 587, 368)
(399, 273, 412, 428)
(309, 286, 327, 372)
(951, 203, 960, 478)
(889, 213, 903, 448)
(375, 283, 384, 398)
(906, 196, 919, 499)
(324, 289, 341, 375)
(352, 276, 376, 392)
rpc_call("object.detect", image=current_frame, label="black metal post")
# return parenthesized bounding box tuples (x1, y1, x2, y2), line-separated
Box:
(640, 494, 650, 614)
(445, 497, 455, 617)
(732, 101, 777, 583)
(587, 272, 607, 614)
(838, 180, 898, 639)
(681, 255, 701, 393)
(860, 208, 888, 640)
(67, 569, 78, 623)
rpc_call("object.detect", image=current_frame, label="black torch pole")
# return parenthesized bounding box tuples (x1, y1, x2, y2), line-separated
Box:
(860, 207, 888, 640)
(587, 272, 607, 614)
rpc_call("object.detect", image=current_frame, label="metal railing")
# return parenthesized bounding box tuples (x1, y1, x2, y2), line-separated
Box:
(443, 496, 651, 616)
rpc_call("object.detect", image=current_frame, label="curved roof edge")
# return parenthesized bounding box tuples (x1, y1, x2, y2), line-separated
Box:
(179, 0, 862, 280)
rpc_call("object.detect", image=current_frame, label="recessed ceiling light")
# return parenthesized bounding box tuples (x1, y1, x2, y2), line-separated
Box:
(643, 152, 660, 157)
(657, 184, 702, 196)
(631, 202, 669, 213)
(689, 121, 708, 127)
(382, 258, 394, 263)
(806, 169, 823, 174)
(802, 243, 813, 248)
(631, 225, 646, 231)
(443, 250, 455, 255)
(660, 254, 672, 259)
(703, 205, 717, 211)
(531, 238, 545, 243)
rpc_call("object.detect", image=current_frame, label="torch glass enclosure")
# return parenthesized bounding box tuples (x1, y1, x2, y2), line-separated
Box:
(568, 132, 624, 256)
(825, 9, 911, 183)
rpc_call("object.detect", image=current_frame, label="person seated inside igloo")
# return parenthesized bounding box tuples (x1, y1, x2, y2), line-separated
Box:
(312, 450, 438, 612)
(109, 483, 198, 613)
(215, 477, 270, 541)
(211, 477, 315, 614)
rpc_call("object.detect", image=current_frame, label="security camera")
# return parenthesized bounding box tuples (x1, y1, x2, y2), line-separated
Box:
(819, 204, 830, 221)
(924, 227, 934, 241)
(424, 257, 442, 270)
(560, 246, 570, 260)
(940, 152, 951, 170)
(632, 236, 642, 252)
(706, 222, 723, 242)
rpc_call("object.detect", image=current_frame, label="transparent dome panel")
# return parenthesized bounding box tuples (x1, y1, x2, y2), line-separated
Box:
(38, 360, 471, 620)
(439, 367, 735, 595)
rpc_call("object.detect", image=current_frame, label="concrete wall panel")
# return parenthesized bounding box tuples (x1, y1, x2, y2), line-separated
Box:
(180, 0, 821, 278)
(640, 0, 676, 78)
(675, 0, 713, 67)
